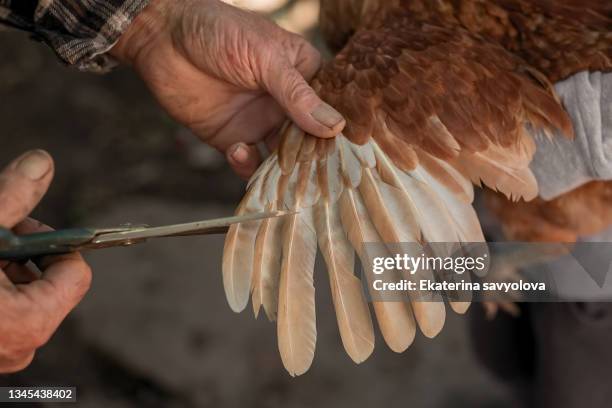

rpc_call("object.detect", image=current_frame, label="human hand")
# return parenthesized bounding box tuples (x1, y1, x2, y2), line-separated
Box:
(111, 0, 345, 179)
(0, 151, 92, 373)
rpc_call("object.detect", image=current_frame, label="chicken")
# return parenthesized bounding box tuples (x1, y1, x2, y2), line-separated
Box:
(222, 0, 610, 376)
(487, 182, 612, 243)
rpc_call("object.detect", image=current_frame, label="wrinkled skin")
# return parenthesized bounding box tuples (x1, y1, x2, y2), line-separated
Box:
(0, 151, 92, 373)
(111, 0, 346, 179)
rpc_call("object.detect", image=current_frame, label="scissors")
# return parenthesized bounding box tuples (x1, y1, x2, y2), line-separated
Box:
(0, 211, 286, 261)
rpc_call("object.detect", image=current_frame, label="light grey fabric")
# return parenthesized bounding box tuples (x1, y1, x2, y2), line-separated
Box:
(530, 71, 612, 201)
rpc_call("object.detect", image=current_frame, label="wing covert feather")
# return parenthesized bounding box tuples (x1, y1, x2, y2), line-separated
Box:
(315, 18, 572, 199)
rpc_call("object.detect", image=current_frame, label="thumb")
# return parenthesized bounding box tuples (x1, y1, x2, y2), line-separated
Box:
(0, 150, 54, 229)
(262, 58, 345, 139)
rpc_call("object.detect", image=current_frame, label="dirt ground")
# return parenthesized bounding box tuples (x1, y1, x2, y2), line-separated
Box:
(0, 15, 518, 408)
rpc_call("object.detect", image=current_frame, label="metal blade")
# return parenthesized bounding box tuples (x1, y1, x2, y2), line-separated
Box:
(91, 210, 288, 246)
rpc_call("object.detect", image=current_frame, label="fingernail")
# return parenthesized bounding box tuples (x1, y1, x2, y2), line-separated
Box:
(311, 103, 344, 129)
(230, 144, 249, 164)
(16, 150, 51, 180)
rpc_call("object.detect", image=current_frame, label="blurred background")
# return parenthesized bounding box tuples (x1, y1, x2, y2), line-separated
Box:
(0, 1, 518, 406)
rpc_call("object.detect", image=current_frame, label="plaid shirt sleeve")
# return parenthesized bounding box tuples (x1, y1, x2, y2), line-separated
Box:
(0, 0, 150, 72)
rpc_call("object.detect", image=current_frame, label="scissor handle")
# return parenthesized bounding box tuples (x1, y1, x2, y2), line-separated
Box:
(0, 228, 98, 261)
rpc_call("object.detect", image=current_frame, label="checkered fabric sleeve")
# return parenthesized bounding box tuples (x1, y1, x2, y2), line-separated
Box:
(0, 0, 150, 72)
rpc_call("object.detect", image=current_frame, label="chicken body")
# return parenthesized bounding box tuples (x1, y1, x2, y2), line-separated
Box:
(223, 0, 612, 375)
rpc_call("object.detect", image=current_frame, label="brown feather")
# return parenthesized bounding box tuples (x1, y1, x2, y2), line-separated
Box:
(252, 202, 283, 321)
(316, 201, 375, 363)
(339, 187, 417, 352)
(279, 123, 305, 174)
(277, 161, 318, 376)
(222, 185, 264, 312)
(359, 168, 446, 338)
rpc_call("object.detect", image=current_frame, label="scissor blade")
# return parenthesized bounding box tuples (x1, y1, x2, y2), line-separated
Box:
(92, 211, 288, 245)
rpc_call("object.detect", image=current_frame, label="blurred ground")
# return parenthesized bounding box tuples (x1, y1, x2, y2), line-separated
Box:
(0, 1, 517, 407)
